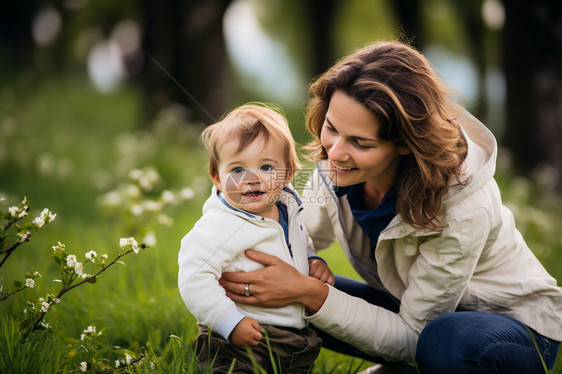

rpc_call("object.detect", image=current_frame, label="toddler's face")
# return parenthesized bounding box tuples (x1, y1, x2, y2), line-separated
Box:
(212, 134, 292, 220)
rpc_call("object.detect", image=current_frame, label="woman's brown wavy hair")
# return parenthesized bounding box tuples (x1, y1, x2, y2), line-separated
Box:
(304, 41, 468, 230)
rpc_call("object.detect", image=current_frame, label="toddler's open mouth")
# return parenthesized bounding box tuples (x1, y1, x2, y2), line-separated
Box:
(242, 190, 265, 199)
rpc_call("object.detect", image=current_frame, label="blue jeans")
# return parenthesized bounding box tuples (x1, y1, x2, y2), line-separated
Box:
(416, 311, 560, 373)
(315, 276, 560, 372)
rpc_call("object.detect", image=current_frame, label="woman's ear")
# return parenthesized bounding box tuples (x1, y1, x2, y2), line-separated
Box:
(398, 146, 412, 156)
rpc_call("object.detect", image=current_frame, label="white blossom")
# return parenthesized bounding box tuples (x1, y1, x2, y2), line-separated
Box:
(40, 321, 51, 329)
(157, 214, 173, 226)
(52, 242, 65, 252)
(85, 250, 97, 260)
(8, 206, 18, 217)
(129, 169, 143, 180)
(74, 262, 84, 277)
(120, 237, 140, 253)
(125, 353, 133, 364)
(161, 190, 175, 204)
(180, 187, 194, 200)
(115, 360, 120, 368)
(25, 278, 35, 288)
(143, 231, 157, 247)
(39, 208, 56, 223)
(41, 301, 50, 313)
(33, 216, 45, 228)
(17, 231, 31, 241)
(125, 184, 141, 198)
(130, 204, 143, 216)
(100, 191, 121, 207)
(84, 325, 96, 334)
(143, 200, 162, 212)
(79, 361, 87, 372)
(66, 254, 77, 268)
(8, 205, 28, 219)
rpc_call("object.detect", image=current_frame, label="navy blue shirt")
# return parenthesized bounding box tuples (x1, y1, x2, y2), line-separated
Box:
(276, 201, 289, 246)
(335, 184, 397, 251)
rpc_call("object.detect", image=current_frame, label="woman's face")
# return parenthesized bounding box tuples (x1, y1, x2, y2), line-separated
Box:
(320, 90, 407, 193)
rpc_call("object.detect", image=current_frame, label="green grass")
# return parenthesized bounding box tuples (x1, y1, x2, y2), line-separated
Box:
(0, 76, 560, 373)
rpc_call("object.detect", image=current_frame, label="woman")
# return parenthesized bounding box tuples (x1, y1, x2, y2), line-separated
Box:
(219, 41, 562, 372)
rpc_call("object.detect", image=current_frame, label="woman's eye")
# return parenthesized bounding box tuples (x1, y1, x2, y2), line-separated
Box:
(353, 140, 371, 149)
(232, 167, 244, 173)
(324, 122, 337, 133)
(260, 165, 273, 172)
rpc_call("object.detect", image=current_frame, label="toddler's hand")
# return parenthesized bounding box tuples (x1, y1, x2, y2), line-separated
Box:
(309, 258, 335, 286)
(230, 317, 263, 348)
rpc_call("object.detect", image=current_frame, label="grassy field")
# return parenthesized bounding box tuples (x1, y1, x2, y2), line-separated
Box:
(0, 76, 560, 373)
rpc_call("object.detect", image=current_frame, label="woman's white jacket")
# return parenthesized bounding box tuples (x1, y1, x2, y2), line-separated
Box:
(178, 185, 311, 340)
(301, 108, 562, 363)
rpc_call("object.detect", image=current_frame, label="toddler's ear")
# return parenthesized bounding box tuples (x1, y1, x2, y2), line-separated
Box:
(284, 169, 295, 185)
(211, 174, 222, 191)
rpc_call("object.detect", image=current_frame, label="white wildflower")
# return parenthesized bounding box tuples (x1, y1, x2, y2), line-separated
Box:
(66, 254, 77, 268)
(85, 250, 97, 260)
(74, 262, 84, 277)
(52, 242, 65, 252)
(157, 213, 173, 226)
(130, 204, 143, 216)
(143, 200, 162, 212)
(8, 206, 18, 217)
(101, 254, 108, 259)
(129, 168, 143, 180)
(143, 231, 157, 247)
(126, 184, 141, 198)
(25, 278, 35, 288)
(125, 353, 133, 364)
(101, 191, 121, 207)
(80, 333, 86, 341)
(120, 237, 140, 253)
(40, 208, 56, 222)
(17, 231, 31, 241)
(150, 361, 156, 369)
(180, 187, 194, 200)
(40, 321, 51, 329)
(33, 216, 45, 228)
(53, 297, 60, 304)
(41, 301, 50, 312)
(161, 190, 175, 204)
(115, 360, 120, 368)
(84, 325, 96, 334)
(79, 361, 87, 372)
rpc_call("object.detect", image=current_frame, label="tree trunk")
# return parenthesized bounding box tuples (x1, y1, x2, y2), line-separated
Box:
(140, 0, 232, 127)
(391, 0, 425, 50)
(502, 0, 562, 188)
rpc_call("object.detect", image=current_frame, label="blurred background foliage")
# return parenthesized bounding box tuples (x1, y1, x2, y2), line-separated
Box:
(0, 0, 561, 371)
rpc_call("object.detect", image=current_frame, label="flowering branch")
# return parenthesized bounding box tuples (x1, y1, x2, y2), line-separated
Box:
(20, 237, 145, 343)
(0, 199, 56, 269)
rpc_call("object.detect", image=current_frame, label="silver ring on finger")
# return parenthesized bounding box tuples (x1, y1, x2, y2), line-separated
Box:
(244, 283, 251, 297)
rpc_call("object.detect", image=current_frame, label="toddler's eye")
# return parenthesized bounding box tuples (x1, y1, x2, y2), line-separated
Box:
(260, 165, 273, 172)
(232, 167, 244, 174)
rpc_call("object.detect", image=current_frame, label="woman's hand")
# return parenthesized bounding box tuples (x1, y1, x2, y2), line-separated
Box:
(219, 250, 329, 313)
